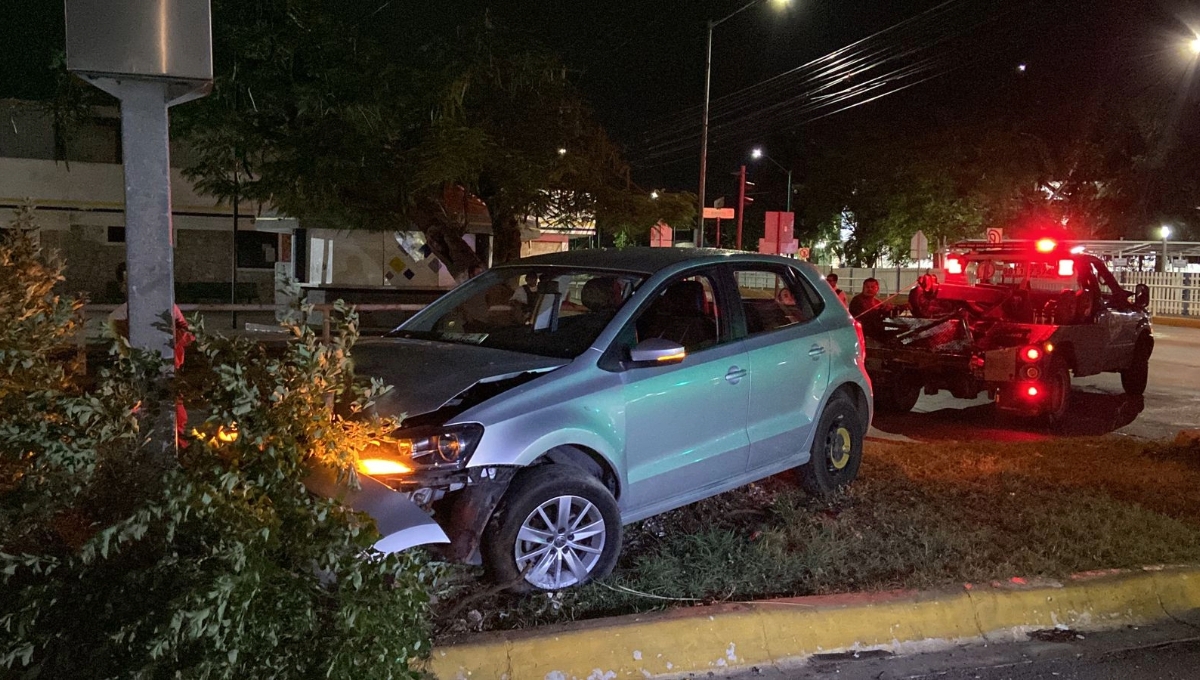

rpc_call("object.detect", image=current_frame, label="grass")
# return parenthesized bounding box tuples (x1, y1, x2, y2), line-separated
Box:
(433, 436, 1200, 639)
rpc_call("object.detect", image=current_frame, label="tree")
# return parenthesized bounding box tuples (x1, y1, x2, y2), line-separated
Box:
(169, 3, 683, 272)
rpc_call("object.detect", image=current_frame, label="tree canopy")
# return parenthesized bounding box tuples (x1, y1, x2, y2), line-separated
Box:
(170, 1, 694, 268)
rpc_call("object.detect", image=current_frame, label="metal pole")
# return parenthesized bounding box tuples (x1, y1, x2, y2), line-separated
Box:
(736, 164, 746, 251)
(786, 169, 792, 214)
(1163, 237, 1169, 273)
(114, 80, 176, 364)
(697, 20, 714, 247)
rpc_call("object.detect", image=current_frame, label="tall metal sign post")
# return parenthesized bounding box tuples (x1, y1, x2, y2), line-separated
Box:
(65, 1, 213, 362)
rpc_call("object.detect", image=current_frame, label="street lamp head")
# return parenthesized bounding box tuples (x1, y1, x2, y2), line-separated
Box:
(1190, 37, 1200, 55)
(1161, 225, 1173, 239)
(751, 147, 764, 159)
(557, 147, 567, 156)
(650, 190, 659, 200)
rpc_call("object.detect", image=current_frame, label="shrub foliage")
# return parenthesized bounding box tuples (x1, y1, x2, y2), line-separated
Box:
(0, 210, 437, 679)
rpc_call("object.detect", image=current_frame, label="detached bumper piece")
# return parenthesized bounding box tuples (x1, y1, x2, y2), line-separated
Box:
(305, 466, 450, 554)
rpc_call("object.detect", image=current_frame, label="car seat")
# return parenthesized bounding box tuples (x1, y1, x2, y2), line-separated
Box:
(580, 276, 625, 312)
(637, 280, 717, 348)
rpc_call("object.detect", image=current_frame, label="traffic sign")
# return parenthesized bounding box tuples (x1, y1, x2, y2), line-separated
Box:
(703, 207, 735, 219)
(986, 228, 1004, 244)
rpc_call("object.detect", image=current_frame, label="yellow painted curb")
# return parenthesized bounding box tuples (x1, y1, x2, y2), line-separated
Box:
(1153, 315, 1200, 329)
(427, 566, 1200, 680)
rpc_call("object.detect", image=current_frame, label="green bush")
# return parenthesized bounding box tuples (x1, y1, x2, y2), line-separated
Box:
(0, 210, 438, 679)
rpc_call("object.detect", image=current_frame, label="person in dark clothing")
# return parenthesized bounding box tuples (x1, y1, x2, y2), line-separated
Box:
(849, 278, 892, 338)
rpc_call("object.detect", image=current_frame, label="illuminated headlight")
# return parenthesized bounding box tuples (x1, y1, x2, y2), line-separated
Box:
(357, 423, 485, 476)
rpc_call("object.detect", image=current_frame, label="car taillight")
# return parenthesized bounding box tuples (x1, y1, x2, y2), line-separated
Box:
(854, 319, 866, 361)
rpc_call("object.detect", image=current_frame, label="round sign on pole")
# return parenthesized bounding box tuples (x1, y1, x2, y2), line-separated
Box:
(986, 228, 1004, 244)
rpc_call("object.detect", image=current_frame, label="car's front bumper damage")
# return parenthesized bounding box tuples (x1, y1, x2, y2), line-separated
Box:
(306, 464, 518, 563)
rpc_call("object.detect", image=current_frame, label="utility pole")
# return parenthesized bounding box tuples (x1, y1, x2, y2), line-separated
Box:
(736, 165, 747, 251)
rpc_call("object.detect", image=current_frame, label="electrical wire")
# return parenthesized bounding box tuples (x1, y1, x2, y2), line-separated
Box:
(630, 0, 1037, 168)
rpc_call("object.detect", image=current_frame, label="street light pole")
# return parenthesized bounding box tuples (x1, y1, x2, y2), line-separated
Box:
(1162, 225, 1172, 272)
(697, 21, 714, 247)
(697, 0, 788, 247)
(751, 147, 793, 212)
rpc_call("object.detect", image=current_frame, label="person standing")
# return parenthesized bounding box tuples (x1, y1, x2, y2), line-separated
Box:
(826, 272, 848, 306)
(849, 277, 892, 337)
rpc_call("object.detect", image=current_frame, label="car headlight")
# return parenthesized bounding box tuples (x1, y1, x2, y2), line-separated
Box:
(357, 423, 485, 476)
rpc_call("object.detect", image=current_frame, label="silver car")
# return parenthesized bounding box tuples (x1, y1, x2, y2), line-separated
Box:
(348, 248, 872, 591)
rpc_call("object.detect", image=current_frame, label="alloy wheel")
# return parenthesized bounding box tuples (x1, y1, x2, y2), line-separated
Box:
(514, 494, 607, 590)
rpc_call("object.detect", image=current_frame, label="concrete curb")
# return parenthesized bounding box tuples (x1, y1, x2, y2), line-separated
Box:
(1153, 316, 1200, 329)
(428, 566, 1200, 680)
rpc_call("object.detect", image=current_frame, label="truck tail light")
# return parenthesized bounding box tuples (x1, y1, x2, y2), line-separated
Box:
(1021, 345, 1041, 362)
(1058, 259, 1074, 277)
(946, 256, 963, 275)
(1026, 385, 1040, 398)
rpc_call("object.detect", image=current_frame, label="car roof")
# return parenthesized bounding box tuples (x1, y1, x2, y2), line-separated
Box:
(498, 247, 800, 275)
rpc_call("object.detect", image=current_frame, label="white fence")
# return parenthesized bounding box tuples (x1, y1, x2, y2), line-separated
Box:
(1116, 272, 1200, 318)
(816, 266, 935, 302)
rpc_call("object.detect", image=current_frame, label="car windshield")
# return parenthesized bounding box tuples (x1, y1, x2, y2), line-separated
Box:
(390, 267, 646, 359)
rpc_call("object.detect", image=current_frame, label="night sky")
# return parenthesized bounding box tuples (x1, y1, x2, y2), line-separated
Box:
(5, 0, 1200, 199)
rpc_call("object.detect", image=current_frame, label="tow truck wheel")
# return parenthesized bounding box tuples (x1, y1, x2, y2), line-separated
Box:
(798, 395, 865, 497)
(482, 465, 622, 592)
(1042, 356, 1071, 424)
(874, 378, 921, 414)
(1120, 338, 1151, 396)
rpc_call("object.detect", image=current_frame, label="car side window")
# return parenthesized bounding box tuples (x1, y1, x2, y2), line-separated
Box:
(626, 270, 724, 354)
(732, 267, 820, 336)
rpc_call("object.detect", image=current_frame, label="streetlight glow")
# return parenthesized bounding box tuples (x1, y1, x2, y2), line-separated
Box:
(650, 191, 659, 200)
(1162, 225, 1173, 239)
(557, 147, 567, 156)
(1191, 37, 1200, 55)
(751, 148, 764, 159)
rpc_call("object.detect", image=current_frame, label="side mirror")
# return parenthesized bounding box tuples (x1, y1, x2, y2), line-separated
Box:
(1134, 283, 1150, 310)
(626, 338, 687, 367)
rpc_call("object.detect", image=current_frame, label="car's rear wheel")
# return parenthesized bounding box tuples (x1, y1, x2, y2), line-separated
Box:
(1120, 336, 1151, 396)
(482, 466, 622, 592)
(798, 394, 865, 496)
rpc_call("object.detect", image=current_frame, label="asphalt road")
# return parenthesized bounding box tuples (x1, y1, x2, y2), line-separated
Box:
(869, 325, 1200, 443)
(727, 621, 1200, 680)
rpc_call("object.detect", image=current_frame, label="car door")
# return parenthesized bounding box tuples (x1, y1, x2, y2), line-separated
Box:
(725, 264, 831, 473)
(1088, 259, 1138, 369)
(616, 267, 751, 513)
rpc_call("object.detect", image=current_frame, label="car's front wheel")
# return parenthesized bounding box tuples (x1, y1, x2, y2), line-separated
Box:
(798, 394, 865, 496)
(482, 466, 622, 592)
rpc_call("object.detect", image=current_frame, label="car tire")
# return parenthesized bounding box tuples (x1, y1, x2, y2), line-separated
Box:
(1120, 337, 1151, 396)
(873, 376, 921, 414)
(1042, 356, 1071, 424)
(798, 395, 865, 497)
(482, 465, 622, 592)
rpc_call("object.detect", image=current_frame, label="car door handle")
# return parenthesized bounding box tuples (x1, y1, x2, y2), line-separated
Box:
(725, 366, 748, 384)
(808, 344, 826, 358)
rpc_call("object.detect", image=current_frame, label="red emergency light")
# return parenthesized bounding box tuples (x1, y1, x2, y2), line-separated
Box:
(1058, 259, 1074, 277)
(946, 256, 963, 275)
(1036, 238, 1057, 253)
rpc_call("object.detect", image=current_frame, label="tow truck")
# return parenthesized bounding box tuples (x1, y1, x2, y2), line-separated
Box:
(865, 238, 1154, 421)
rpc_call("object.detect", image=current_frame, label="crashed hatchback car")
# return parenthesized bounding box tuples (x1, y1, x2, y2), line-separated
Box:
(345, 248, 872, 591)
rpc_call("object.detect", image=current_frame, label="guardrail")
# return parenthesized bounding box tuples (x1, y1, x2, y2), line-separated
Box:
(81, 302, 426, 345)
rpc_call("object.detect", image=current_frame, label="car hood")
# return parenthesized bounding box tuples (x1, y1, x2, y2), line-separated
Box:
(352, 337, 570, 421)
